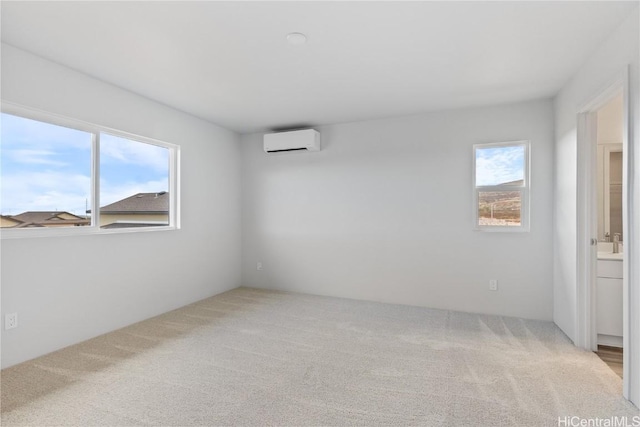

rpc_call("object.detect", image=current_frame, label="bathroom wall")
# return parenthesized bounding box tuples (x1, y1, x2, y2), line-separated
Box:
(597, 94, 624, 241)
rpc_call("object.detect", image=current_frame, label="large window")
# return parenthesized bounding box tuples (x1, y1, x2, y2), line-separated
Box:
(473, 141, 529, 231)
(0, 106, 179, 236)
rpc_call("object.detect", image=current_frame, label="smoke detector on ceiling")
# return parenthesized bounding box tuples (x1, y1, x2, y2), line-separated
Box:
(286, 32, 307, 46)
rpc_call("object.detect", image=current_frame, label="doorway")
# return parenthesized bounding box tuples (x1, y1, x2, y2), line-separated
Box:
(593, 93, 624, 378)
(576, 67, 632, 400)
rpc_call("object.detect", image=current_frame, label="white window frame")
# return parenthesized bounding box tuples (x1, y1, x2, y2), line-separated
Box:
(472, 140, 530, 232)
(0, 102, 180, 239)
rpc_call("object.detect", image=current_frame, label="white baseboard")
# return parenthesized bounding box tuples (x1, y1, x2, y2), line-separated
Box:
(598, 334, 623, 348)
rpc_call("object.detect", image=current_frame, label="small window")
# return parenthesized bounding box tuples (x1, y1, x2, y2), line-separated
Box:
(473, 141, 529, 231)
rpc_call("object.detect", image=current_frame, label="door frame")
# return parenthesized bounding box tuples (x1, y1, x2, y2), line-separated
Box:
(576, 65, 633, 399)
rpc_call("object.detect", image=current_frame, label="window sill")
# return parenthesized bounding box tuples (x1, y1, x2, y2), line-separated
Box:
(474, 226, 530, 233)
(0, 225, 178, 240)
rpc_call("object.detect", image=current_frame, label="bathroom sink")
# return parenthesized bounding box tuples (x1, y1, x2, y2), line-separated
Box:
(598, 252, 623, 260)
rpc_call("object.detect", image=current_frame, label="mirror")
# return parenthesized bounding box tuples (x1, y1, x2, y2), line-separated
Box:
(608, 151, 622, 239)
(597, 144, 623, 241)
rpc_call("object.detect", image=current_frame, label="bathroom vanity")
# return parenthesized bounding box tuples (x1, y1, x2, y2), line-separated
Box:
(597, 253, 623, 347)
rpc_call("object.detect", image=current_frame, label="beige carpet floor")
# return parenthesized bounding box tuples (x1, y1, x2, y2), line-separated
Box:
(1, 287, 638, 426)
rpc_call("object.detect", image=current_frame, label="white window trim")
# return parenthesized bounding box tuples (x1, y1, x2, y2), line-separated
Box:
(0, 102, 181, 239)
(472, 140, 530, 232)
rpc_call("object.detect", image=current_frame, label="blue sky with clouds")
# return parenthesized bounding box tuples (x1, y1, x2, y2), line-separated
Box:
(1, 113, 169, 216)
(475, 145, 525, 186)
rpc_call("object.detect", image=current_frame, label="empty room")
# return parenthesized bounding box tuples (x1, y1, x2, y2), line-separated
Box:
(1, 1, 639, 426)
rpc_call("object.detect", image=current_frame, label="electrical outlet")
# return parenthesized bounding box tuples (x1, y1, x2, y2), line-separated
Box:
(489, 280, 498, 291)
(257, 262, 263, 271)
(5, 313, 18, 330)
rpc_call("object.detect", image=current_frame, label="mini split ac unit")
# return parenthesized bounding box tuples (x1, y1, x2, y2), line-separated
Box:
(263, 129, 321, 153)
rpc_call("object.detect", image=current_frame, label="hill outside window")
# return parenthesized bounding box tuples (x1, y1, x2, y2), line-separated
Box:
(0, 105, 179, 238)
(473, 141, 530, 232)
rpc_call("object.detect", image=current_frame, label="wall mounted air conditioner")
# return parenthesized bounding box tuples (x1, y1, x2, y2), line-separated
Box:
(264, 129, 321, 153)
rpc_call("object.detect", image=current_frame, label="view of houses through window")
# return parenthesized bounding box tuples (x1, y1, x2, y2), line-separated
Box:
(0, 112, 172, 231)
(97, 133, 170, 229)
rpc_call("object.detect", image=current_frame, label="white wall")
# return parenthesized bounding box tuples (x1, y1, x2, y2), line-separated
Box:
(553, 7, 640, 404)
(597, 93, 624, 145)
(553, 9, 639, 343)
(0, 44, 242, 368)
(241, 99, 554, 320)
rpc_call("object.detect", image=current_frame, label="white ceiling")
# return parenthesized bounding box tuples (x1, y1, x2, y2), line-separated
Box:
(1, 1, 636, 134)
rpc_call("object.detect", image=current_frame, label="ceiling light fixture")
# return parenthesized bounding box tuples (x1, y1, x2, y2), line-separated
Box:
(286, 32, 307, 46)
